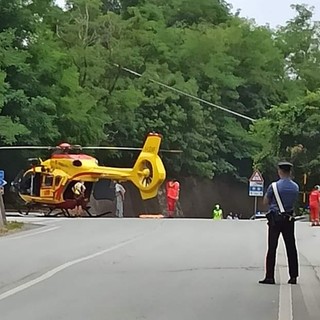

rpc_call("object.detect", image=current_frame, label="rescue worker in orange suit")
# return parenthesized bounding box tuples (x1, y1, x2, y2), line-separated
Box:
(166, 179, 180, 218)
(309, 185, 320, 226)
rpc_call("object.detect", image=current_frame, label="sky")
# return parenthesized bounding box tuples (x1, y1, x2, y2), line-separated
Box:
(55, 0, 320, 27)
(229, 0, 320, 27)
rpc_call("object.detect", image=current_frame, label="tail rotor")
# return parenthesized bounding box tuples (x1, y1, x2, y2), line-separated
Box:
(130, 134, 166, 199)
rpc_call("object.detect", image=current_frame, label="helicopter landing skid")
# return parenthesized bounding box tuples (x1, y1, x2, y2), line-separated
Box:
(15, 203, 112, 218)
(17, 204, 54, 216)
(45, 208, 113, 218)
(83, 207, 112, 218)
(17, 207, 32, 216)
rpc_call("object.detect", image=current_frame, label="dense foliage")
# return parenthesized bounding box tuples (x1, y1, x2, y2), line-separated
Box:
(1, 1, 320, 182)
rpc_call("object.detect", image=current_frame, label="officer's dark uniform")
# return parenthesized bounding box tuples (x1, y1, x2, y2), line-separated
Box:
(259, 162, 299, 285)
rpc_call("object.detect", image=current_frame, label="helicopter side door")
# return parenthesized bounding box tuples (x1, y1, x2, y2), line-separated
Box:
(17, 171, 41, 197)
(40, 174, 55, 199)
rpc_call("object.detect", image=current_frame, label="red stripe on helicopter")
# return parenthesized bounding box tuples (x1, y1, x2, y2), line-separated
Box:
(55, 186, 64, 199)
(51, 154, 95, 160)
(54, 173, 100, 200)
(71, 172, 102, 180)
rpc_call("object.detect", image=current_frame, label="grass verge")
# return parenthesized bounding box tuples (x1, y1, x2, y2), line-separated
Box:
(0, 221, 24, 236)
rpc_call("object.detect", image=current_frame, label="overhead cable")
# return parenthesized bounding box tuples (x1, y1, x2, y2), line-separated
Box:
(114, 64, 256, 122)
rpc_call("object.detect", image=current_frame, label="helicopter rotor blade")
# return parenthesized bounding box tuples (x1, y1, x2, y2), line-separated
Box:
(160, 149, 183, 154)
(0, 145, 183, 153)
(82, 147, 183, 153)
(82, 147, 142, 151)
(0, 146, 54, 150)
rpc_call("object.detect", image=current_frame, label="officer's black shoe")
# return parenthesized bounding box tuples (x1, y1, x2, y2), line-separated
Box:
(288, 277, 297, 284)
(259, 278, 275, 285)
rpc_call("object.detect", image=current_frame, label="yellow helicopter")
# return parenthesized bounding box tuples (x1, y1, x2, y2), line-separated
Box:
(1, 133, 177, 217)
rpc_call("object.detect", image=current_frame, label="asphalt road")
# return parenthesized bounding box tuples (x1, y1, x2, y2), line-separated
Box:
(0, 216, 320, 320)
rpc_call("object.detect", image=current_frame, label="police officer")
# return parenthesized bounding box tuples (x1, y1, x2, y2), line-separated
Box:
(259, 161, 299, 285)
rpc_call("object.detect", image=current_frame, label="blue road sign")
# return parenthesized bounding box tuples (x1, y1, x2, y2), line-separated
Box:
(0, 170, 6, 188)
(249, 181, 264, 197)
(249, 170, 264, 197)
(0, 180, 7, 187)
(249, 185, 263, 195)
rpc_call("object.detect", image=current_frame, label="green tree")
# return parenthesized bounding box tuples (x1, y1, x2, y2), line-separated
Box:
(276, 4, 320, 96)
(252, 91, 320, 180)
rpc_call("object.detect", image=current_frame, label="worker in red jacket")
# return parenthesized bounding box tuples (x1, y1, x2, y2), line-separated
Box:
(166, 179, 180, 218)
(309, 185, 320, 226)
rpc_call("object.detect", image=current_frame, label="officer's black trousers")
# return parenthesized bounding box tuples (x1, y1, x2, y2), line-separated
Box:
(265, 219, 299, 279)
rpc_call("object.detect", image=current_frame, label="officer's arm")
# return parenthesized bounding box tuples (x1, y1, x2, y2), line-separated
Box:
(263, 185, 273, 207)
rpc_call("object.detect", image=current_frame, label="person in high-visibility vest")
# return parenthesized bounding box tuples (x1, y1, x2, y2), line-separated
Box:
(213, 204, 223, 220)
(166, 179, 180, 218)
(309, 185, 320, 226)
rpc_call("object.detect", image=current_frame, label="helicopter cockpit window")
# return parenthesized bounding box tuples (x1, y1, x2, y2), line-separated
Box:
(19, 172, 32, 195)
(43, 175, 54, 187)
(55, 176, 62, 186)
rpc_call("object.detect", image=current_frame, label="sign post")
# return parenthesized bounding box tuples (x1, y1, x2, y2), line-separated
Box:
(0, 170, 7, 227)
(249, 170, 264, 217)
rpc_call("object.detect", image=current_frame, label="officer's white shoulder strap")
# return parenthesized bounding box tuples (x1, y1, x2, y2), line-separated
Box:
(271, 182, 285, 213)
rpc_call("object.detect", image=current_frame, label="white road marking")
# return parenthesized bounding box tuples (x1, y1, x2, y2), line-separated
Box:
(7, 216, 68, 224)
(278, 243, 293, 320)
(0, 235, 140, 301)
(4, 226, 59, 240)
(297, 255, 320, 320)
